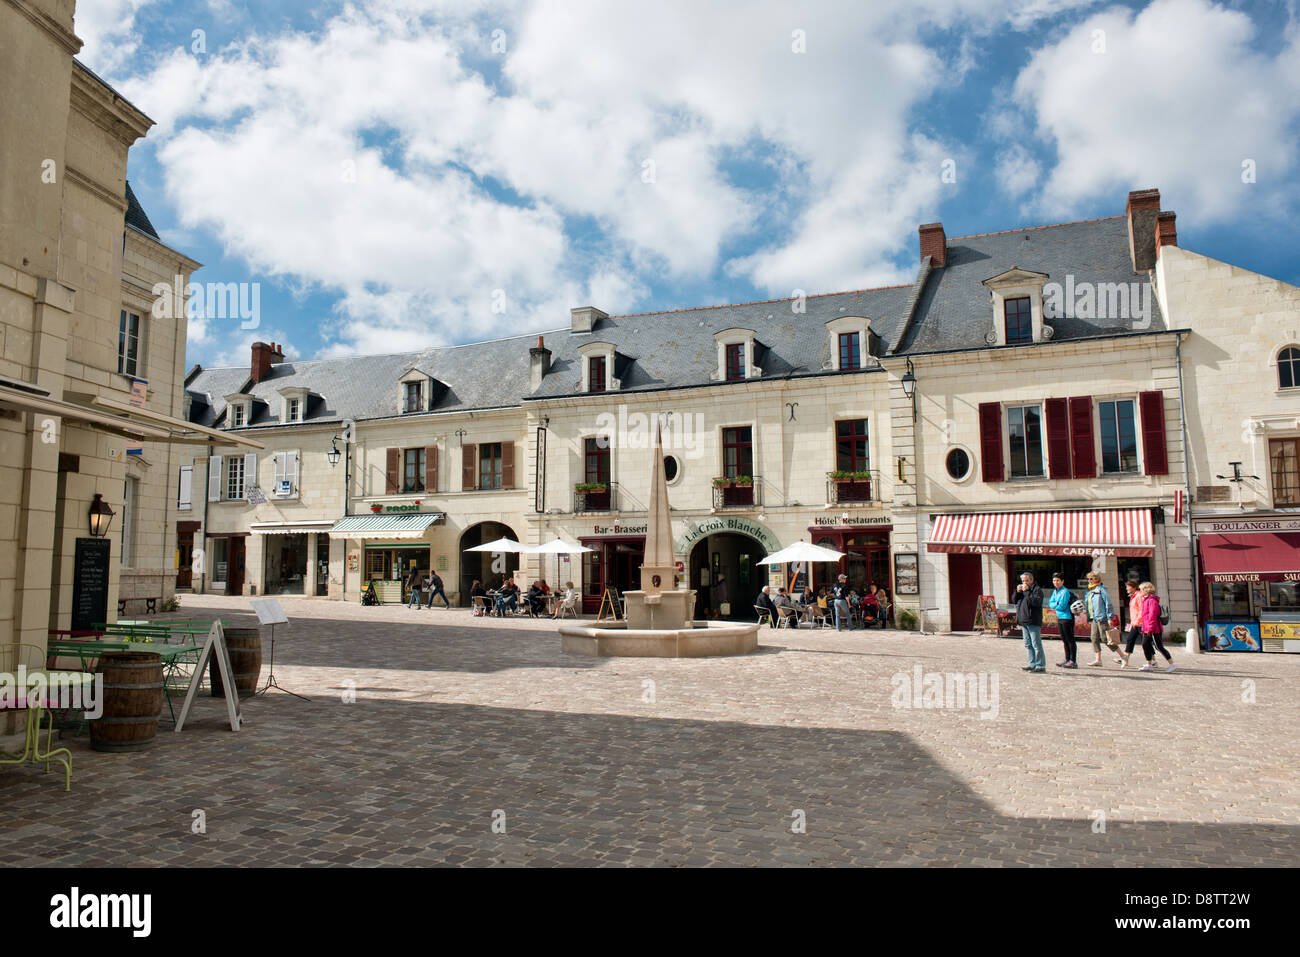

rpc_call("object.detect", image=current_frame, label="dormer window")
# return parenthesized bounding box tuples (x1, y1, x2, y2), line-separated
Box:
(223, 393, 255, 428)
(277, 385, 310, 423)
(286, 397, 301, 422)
(981, 268, 1050, 347)
(588, 355, 607, 393)
(232, 404, 246, 428)
(838, 333, 861, 370)
(1004, 297, 1033, 345)
(403, 381, 423, 413)
(725, 343, 746, 381)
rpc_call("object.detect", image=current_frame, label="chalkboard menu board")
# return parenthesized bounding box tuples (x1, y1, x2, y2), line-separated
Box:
(72, 537, 111, 632)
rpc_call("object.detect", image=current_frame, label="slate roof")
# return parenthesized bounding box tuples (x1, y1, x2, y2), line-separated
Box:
(895, 216, 1166, 354)
(184, 214, 1171, 431)
(124, 182, 159, 240)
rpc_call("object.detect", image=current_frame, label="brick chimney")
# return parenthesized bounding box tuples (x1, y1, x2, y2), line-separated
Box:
(529, 335, 551, 391)
(919, 223, 946, 267)
(1126, 188, 1161, 272)
(250, 341, 282, 384)
(1155, 211, 1177, 257)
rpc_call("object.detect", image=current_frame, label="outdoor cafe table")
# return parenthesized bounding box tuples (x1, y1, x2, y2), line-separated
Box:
(0, 669, 92, 791)
(45, 639, 205, 721)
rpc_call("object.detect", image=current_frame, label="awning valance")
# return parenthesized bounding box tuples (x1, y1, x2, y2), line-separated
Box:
(0, 383, 170, 441)
(1199, 532, 1300, 581)
(927, 508, 1154, 557)
(329, 513, 443, 540)
(250, 521, 338, 536)
(86, 394, 264, 449)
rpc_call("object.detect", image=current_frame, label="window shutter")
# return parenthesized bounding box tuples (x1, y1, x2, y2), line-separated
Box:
(385, 447, 400, 495)
(978, 403, 1003, 483)
(425, 446, 438, 493)
(208, 456, 222, 502)
(1069, 397, 1096, 478)
(501, 442, 515, 489)
(243, 453, 257, 499)
(178, 465, 193, 509)
(1045, 398, 1072, 479)
(288, 450, 299, 490)
(274, 452, 286, 486)
(1139, 390, 1169, 475)
(462, 444, 476, 491)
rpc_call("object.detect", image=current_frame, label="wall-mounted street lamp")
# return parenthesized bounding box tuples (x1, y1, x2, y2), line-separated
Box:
(455, 428, 468, 445)
(89, 493, 115, 537)
(900, 358, 917, 422)
(326, 436, 342, 468)
(1215, 462, 1259, 484)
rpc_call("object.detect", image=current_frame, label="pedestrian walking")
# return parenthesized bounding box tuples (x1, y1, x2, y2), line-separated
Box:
(1015, 572, 1046, 672)
(1119, 579, 1142, 667)
(1048, 572, 1078, 668)
(1083, 571, 1117, 667)
(1138, 581, 1175, 672)
(406, 563, 424, 609)
(425, 569, 449, 608)
(832, 574, 852, 631)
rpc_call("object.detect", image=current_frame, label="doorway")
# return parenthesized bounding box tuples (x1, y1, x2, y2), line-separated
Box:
(947, 554, 983, 631)
(459, 521, 520, 605)
(688, 532, 767, 620)
(176, 521, 200, 589)
(226, 537, 245, 596)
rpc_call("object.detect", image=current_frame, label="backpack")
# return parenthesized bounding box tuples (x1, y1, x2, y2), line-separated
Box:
(1159, 597, 1170, 626)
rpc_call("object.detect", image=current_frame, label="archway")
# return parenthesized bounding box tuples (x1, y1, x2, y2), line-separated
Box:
(459, 521, 521, 606)
(688, 532, 768, 621)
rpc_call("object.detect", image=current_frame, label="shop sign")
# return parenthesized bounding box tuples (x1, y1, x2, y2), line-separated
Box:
(674, 517, 783, 555)
(811, 515, 892, 526)
(1209, 572, 1300, 583)
(591, 523, 648, 536)
(1195, 517, 1300, 533)
(1261, 620, 1300, 641)
(929, 543, 1147, 557)
(375, 501, 422, 513)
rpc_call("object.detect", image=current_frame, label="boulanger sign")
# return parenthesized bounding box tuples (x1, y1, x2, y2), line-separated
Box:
(1209, 572, 1300, 583)
(675, 517, 783, 555)
(1194, 517, 1300, 533)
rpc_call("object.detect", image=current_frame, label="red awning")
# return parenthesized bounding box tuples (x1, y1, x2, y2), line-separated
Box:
(927, 508, 1154, 557)
(1198, 532, 1300, 581)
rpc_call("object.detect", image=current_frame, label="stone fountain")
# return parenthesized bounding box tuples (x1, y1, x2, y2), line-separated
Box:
(559, 417, 760, 657)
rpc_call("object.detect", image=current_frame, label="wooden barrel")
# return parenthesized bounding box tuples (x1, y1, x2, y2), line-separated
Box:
(209, 627, 262, 697)
(90, 652, 163, 752)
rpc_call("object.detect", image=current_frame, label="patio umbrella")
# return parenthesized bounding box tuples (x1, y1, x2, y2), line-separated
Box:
(532, 538, 593, 586)
(464, 536, 536, 553)
(757, 540, 846, 565)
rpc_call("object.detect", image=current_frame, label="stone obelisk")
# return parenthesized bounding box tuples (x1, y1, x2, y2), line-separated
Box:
(623, 415, 695, 629)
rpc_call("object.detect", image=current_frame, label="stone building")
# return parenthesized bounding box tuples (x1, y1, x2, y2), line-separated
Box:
(0, 0, 253, 704)
(176, 185, 1296, 642)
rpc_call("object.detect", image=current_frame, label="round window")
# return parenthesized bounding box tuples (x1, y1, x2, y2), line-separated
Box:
(663, 455, 680, 483)
(946, 448, 972, 481)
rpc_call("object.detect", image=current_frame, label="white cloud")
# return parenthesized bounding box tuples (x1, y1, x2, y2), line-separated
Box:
(995, 144, 1042, 199)
(73, 0, 160, 75)
(1008, 0, 1300, 221)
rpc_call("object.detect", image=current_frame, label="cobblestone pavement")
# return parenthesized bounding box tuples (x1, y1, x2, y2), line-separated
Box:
(2, 596, 1297, 866)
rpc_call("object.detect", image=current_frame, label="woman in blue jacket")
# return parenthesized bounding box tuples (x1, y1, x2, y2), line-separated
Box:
(1047, 573, 1078, 668)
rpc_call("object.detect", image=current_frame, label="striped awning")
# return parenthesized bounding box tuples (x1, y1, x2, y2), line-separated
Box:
(249, 521, 338, 536)
(329, 513, 443, 540)
(927, 508, 1154, 557)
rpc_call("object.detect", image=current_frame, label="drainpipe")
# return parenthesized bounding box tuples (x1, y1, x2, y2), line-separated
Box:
(1176, 332, 1202, 653)
(199, 440, 211, 594)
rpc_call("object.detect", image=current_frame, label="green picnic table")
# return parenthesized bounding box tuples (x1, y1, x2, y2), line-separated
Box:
(46, 639, 206, 722)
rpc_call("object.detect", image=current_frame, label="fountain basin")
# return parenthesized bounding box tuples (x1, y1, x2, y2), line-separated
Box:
(559, 619, 760, 658)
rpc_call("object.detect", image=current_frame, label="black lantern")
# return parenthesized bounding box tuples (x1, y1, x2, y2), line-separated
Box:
(89, 493, 115, 537)
(900, 358, 917, 421)
(327, 436, 342, 468)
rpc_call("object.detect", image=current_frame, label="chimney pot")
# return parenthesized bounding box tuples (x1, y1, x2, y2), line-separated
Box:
(1155, 211, 1177, 256)
(1126, 188, 1161, 272)
(251, 341, 273, 384)
(919, 223, 946, 267)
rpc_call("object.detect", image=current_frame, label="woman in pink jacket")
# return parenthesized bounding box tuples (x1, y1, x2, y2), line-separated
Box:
(1138, 581, 1175, 673)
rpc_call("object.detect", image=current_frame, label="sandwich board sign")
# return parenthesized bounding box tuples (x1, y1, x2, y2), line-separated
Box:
(174, 621, 242, 732)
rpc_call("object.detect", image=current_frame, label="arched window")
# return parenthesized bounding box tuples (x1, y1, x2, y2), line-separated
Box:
(1279, 346, 1300, 390)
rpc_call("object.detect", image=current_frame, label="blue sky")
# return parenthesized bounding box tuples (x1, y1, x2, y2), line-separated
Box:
(76, 0, 1300, 370)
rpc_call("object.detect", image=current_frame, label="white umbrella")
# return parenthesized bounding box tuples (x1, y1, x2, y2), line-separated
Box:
(758, 541, 846, 565)
(464, 537, 536, 553)
(532, 538, 593, 554)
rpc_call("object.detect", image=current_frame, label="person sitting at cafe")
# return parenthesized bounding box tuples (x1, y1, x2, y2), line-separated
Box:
(800, 585, 816, 606)
(774, 588, 800, 629)
(860, 584, 882, 628)
(496, 578, 520, 615)
(525, 581, 546, 616)
(551, 581, 578, 619)
(470, 579, 488, 615)
(757, 586, 780, 627)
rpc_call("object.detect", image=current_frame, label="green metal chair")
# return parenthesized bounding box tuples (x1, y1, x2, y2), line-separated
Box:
(0, 643, 74, 791)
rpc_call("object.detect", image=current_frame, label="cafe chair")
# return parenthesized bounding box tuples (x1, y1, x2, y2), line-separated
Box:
(753, 604, 773, 628)
(555, 595, 579, 619)
(776, 605, 798, 629)
(0, 644, 73, 791)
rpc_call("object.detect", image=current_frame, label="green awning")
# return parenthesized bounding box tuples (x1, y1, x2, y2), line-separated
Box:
(329, 513, 443, 540)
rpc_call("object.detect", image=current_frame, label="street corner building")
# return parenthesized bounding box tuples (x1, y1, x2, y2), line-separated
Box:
(0, 0, 258, 736)
(181, 192, 1299, 645)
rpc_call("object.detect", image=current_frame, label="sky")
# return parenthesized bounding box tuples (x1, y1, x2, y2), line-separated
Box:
(76, 0, 1300, 371)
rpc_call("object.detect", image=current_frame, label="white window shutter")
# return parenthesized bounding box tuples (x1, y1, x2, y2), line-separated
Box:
(243, 453, 258, 499)
(273, 452, 285, 486)
(289, 450, 300, 490)
(178, 465, 193, 509)
(208, 455, 222, 502)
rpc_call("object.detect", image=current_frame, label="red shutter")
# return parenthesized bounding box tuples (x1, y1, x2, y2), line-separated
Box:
(1045, 398, 1072, 479)
(978, 403, 1003, 483)
(425, 446, 438, 493)
(1140, 390, 1169, 475)
(501, 442, 515, 489)
(385, 448, 400, 495)
(462, 444, 476, 491)
(1069, 397, 1096, 479)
